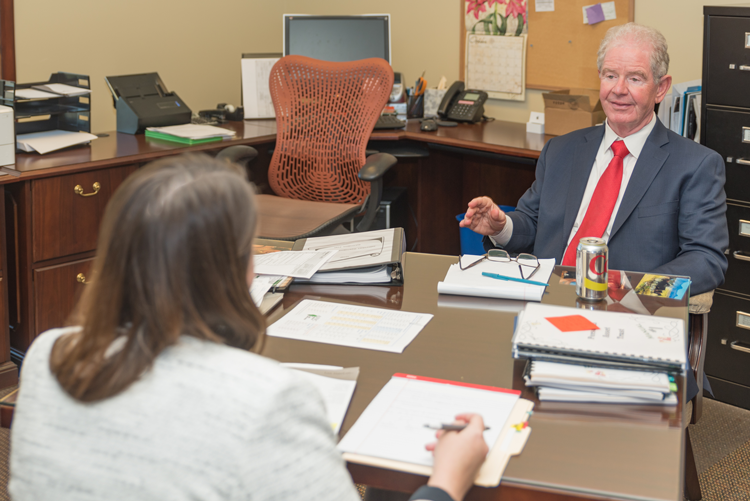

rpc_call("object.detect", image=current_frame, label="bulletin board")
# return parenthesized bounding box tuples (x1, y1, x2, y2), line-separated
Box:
(460, 0, 634, 91)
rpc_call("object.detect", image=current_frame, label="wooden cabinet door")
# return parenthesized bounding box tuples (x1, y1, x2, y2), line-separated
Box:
(34, 258, 94, 337)
(32, 164, 137, 263)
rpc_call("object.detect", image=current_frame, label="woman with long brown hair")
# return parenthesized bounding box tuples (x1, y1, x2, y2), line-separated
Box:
(8, 154, 487, 501)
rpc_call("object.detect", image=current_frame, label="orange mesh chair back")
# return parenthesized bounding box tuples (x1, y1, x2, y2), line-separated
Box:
(268, 56, 394, 204)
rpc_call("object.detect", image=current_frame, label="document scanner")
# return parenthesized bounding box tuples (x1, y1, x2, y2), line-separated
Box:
(105, 73, 191, 134)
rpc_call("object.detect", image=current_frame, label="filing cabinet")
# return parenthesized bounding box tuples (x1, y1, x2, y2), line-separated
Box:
(701, 6, 750, 409)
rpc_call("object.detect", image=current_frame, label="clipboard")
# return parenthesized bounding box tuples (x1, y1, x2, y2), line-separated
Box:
(339, 374, 534, 487)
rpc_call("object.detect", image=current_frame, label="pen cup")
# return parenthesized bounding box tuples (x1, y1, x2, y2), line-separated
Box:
(407, 94, 424, 119)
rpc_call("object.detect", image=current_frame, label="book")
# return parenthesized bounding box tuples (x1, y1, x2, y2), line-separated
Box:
(292, 228, 405, 285)
(338, 373, 534, 487)
(634, 273, 690, 300)
(512, 303, 686, 372)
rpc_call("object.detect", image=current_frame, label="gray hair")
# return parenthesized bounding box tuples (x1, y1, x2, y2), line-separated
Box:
(597, 23, 669, 81)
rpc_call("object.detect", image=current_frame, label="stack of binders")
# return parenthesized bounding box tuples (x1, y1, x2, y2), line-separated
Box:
(512, 303, 685, 405)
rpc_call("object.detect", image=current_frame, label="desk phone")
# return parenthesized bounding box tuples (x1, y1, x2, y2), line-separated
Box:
(438, 81, 488, 123)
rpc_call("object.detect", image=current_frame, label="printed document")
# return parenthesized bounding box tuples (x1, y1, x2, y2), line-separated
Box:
(254, 250, 337, 279)
(267, 300, 433, 353)
(17, 130, 98, 155)
(283, 364, 358, 435)
(338, 374, 520, 466)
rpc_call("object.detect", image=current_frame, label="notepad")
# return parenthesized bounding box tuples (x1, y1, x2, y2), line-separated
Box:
(438, 256, 555, 301)
(513, 303, 686, 371)
(338, 374, 534, 487)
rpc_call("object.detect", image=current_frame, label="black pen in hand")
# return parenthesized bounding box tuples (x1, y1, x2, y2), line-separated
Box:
(424, 423, 490, 432)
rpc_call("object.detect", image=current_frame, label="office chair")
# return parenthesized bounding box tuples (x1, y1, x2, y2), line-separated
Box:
(235, 55, 397, 241)
(684, 290, 713, 501)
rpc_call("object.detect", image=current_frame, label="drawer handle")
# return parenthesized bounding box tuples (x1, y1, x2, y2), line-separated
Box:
(74, 182, 101, 197)
(741, 65, 750, 71)
(76, 273, 89, 285)
(737, 158, 750, 165)
(723, 339, 750, 354)
(733, 251, 750, 262)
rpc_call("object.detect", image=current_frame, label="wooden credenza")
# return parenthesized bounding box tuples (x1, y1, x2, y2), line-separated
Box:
(1, 120, 545, 354)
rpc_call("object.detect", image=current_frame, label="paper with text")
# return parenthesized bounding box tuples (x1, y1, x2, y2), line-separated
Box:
(284, 365, 358, 435)
(254, 250, 336, 279)
(267, 300, 432, 353)
(338, 374, 520, 466)
(242, 55, 280, 119)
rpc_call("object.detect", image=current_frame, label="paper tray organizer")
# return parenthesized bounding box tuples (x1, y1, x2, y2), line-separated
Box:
(342, 398, 534, 488)
(14, 72, 91, 138)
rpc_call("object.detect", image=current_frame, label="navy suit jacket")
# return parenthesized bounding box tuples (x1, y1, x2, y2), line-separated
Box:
(496, 119, 728, 295)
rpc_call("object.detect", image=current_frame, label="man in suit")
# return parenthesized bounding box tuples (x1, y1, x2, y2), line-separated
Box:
(460, 23, 728, 296)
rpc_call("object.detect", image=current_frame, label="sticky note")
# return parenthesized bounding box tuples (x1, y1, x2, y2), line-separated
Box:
(545, 315, 600, 332)
(585, 4, 606, 25)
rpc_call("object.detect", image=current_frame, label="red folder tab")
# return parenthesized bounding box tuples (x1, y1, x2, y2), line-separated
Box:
(393, 373, 521, 395)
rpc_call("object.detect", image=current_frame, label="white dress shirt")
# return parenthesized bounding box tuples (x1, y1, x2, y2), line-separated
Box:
(490, 113, 657, 249)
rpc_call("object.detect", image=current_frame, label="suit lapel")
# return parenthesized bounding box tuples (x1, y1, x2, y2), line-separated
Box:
(610, 119, 670, 238)
(562, 127, 605, 241)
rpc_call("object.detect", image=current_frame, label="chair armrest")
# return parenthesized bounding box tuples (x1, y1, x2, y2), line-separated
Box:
(216, 145, 259, 167)
(358, 153, 397, 181)
(355, 153, 398, 232)
(689, 290, 714, 315)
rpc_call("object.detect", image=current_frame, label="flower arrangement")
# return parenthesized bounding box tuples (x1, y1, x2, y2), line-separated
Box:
(466, 0, 527, 36)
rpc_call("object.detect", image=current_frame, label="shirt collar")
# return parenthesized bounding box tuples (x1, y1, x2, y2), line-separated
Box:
(603, 113, 657, 159)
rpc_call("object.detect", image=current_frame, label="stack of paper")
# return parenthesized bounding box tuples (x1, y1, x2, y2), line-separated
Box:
(145, 124, 236, 145)
(31, 83, 91, 96)
(15, 88, 61, 100)
(438, 255, 555, 302)
(17, 130, 98, 155)
(525, 361, 678, 406)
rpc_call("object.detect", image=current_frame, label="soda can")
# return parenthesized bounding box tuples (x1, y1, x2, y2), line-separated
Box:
(575, 237, 608, 301)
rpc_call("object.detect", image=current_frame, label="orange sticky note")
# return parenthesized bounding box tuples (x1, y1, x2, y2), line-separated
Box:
(545, 315, 599, 332)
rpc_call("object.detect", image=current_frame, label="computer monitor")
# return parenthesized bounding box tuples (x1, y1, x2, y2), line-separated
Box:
(283, 14, 391, 64)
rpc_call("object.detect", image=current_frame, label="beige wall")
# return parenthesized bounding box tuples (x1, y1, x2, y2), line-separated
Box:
(14, 0, 747, 133)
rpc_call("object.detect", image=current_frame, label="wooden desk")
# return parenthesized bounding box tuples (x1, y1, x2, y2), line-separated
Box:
(2, 120, 547, 351)
(263, 253, 687, 501)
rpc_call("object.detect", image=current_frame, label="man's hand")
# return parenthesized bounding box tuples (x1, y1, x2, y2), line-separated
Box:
(459, 197, 506, 236)
(425, 414, 489, 501)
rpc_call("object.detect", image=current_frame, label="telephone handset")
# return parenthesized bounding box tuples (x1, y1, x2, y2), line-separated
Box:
(437, 81, 488, 123)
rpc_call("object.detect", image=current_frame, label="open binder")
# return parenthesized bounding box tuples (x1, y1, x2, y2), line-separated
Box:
(292, 228, 406, 285)
(338, 374, 534, 487)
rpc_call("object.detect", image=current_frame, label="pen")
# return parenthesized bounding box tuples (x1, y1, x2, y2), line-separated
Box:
(481, 272, 548, 287)
(424, 423, 490, 432)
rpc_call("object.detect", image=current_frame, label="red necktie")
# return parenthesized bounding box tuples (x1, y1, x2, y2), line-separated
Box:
(561, 140, 629, 266)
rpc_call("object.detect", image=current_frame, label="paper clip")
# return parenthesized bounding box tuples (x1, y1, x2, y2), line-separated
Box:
(512, 410, 533, 432)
